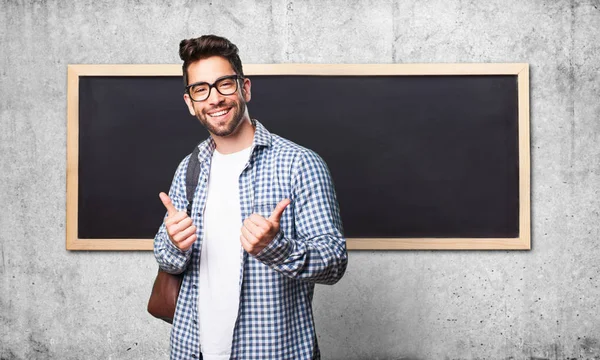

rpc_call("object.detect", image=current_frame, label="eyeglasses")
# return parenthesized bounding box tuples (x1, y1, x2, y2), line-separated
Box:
(185, 75, 243, 102)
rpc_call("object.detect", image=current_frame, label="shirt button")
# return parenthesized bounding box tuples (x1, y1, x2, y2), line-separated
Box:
(191, 354, 197, 358)
(192, 284, 197, 289)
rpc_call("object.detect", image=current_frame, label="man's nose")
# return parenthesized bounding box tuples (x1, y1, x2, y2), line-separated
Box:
(207, 86, 225, 105)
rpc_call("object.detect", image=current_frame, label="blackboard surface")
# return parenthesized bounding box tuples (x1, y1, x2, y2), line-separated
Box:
(78, 74, 519, 241)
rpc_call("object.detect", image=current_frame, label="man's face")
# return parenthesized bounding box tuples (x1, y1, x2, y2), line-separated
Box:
(183, 56, 251, 137)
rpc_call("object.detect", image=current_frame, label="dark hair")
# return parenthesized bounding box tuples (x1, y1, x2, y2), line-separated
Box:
(179, 35, 244, 86)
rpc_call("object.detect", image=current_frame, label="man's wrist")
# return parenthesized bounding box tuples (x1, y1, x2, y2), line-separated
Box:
(254, 231, 290, 264)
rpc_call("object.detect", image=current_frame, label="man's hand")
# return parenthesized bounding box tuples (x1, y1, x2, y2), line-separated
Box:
(159, 192, 197, 251)
(240, 199, 291, 256)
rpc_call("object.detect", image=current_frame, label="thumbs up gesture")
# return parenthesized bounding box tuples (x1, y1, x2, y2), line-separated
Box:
(159, 192, 197, 252)
(240, 199, 291, 256)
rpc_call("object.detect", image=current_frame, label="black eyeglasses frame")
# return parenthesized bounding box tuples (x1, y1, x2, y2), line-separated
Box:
(184, 74, 244, 102)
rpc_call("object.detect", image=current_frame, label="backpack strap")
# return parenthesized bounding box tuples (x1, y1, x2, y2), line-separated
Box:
(185, 145, 202, 216)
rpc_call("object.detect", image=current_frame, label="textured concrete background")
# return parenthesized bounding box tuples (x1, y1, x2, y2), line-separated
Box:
(1, 0, 599, 359)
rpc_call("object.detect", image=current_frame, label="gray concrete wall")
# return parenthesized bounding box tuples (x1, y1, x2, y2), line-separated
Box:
(1, 0, 599, 359)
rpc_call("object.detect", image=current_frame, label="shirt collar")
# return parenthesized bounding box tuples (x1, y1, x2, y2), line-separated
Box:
(251, 119, 272, 148)
(195, 119, 272, 165)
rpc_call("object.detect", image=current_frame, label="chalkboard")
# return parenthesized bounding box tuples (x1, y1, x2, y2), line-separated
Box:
(66, 64, 530, 250)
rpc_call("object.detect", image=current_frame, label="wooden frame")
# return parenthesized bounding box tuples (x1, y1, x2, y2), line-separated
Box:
(67, 63, 530, 250)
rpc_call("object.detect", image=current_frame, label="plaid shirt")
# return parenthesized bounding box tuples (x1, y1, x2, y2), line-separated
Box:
(154, 120, 347, 360)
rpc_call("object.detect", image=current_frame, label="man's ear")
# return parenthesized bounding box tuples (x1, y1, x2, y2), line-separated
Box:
(183, 94, 196, 116)
(242, 78, 251, 102)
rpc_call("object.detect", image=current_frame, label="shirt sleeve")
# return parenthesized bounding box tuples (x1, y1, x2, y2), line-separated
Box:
(254, 150, 348, 285)
(153, 154, 193, 274)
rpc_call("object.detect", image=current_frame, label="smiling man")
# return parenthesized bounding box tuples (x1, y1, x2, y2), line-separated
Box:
(153, 35, 348, 360)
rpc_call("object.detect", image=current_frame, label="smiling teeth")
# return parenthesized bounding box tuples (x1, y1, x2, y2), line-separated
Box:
(209, 109, 229, 117)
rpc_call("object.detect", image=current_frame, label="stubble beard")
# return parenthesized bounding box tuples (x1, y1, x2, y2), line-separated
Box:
(196, 99, 247, 137)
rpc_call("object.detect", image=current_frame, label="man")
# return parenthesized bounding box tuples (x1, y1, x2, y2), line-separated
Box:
(154, 35, 347, 360)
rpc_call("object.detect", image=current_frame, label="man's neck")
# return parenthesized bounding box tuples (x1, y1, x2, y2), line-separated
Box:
(212, 118, 255, 154)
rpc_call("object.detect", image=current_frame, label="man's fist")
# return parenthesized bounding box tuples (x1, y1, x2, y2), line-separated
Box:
(240, 199, 291, 256)
(160, 192, 197, 251)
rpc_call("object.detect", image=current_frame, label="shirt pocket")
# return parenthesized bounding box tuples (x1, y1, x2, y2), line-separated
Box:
(252, 201, 295, 238)
(252, 202, 279, 219)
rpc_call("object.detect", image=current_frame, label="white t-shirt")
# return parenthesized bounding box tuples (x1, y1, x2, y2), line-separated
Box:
(198, 146, 252, 360)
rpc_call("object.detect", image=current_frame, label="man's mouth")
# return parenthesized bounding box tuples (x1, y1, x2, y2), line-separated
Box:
(207, 108, 231, 118)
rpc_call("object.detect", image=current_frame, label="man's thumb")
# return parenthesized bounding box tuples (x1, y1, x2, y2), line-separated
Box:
(268, 199, 291, 223)
(159, 192, 177, 216)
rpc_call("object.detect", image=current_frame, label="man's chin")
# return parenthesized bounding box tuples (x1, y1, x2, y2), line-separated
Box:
(207, 121, 239, 137)
(197, 111, 244, 137)
(211, 129, 235, 137)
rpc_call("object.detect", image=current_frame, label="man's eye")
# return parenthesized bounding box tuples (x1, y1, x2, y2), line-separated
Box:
(219, 80, 234, 88)
(193, 86, 208, 93)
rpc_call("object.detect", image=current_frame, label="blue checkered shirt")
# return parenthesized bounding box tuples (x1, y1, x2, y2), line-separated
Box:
(154, 120, 348, 360)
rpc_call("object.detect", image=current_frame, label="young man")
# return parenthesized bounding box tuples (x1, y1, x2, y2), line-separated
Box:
(154, 35, 347, 360)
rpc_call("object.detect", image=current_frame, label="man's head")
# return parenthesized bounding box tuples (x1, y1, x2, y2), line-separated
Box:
(179, 35, 251, 137)
(179, 35, 244, 86)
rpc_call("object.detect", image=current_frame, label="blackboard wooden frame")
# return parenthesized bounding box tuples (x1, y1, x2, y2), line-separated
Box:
(66, 63, 530, 251)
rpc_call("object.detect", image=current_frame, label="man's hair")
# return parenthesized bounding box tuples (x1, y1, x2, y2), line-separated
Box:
(179, 35, 244, 86)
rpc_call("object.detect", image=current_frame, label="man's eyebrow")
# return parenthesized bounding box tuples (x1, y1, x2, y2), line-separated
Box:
(188, 74, 237, 87)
